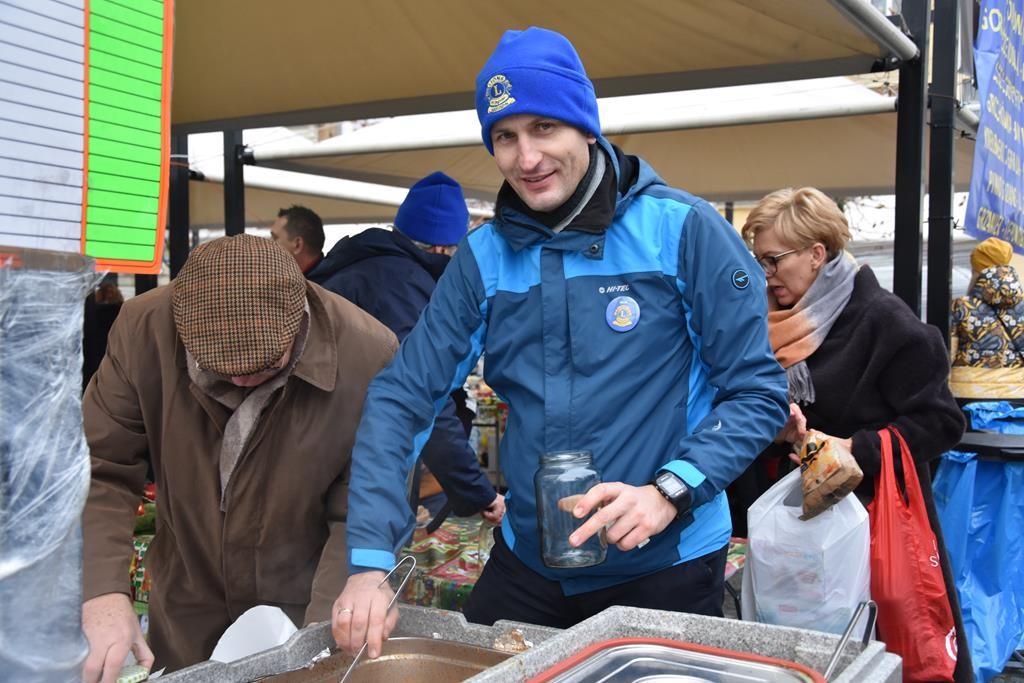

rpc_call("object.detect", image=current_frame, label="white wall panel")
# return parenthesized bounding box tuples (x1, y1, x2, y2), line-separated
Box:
(0, 42, 83, 79)
(2, 61, 83, 98)
(0, 157, 82, 187)
(0, 177, 82, 205)
(0, 0, 85, 253)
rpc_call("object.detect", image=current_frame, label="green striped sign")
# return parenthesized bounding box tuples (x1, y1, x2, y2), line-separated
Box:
(84, 0, 169, 271)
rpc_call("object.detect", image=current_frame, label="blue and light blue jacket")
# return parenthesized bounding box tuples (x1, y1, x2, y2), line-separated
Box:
(346, 140, 788, 594)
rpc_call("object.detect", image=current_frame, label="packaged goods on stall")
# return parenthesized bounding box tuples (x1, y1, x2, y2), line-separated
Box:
(400, 517, 497, 612)
(467, 376, 508, 469)
(129, 535, 154, 604)
(135, 502, 156, 535)
(129, 485, 157, 633)
(405, 532, 462, 568)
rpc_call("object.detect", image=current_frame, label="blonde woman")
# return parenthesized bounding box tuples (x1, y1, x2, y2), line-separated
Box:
(741, 187, 972, 683)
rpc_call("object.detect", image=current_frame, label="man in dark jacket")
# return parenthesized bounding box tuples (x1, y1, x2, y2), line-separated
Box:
(304, 177, 504, 523)
(270, 205, 325, 275)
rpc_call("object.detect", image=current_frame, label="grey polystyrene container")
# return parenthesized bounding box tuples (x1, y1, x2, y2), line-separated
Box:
(162, 604, 900, 682)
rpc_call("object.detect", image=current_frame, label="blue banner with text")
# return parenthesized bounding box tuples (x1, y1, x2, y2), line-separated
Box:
(966, 0, 1024, 254)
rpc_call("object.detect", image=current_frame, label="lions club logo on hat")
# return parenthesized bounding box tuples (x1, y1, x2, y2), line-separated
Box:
(486, 74, 516, 114)
(606, 296, 640, 332)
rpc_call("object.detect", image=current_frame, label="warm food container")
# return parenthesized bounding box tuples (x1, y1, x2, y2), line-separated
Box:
(266, 636, 511, 682)
(528, 637, 825, 682)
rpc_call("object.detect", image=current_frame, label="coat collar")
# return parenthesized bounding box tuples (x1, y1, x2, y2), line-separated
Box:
(490, 137, 651, 255)
(290, 284, 337, 392)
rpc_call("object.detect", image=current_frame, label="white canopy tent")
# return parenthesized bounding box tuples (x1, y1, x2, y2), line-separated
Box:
(167, 0, 969, 324)
(245, 76, 975, 204)
(170, 0, 915, 133)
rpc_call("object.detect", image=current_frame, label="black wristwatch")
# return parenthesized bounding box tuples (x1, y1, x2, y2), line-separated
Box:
(652, 471, 693, 518)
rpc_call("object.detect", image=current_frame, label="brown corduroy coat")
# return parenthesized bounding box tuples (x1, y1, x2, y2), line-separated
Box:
(81, 282, 398, 672)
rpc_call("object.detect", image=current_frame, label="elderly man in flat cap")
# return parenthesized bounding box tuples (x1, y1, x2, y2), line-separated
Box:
(79, 234, 398, 680)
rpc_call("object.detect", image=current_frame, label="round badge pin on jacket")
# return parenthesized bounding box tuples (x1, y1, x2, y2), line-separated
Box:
(606, 296, 640, 332)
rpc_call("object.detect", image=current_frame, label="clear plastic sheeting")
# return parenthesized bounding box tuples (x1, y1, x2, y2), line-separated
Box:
(0, 248, 101, 681)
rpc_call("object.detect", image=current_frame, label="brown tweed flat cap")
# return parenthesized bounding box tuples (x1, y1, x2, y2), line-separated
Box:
(172, 234, 306, 376)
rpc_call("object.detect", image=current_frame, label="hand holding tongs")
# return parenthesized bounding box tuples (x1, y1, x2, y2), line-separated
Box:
(338, 555, 417, 683)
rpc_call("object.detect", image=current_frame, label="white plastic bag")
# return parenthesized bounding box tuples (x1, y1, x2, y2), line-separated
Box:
(741, 468, 870, 634)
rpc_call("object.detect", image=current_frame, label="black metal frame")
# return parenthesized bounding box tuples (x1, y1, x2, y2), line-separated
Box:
(927, 0, 960, 342)
(169, 134, 190, 278)
(223, 130, 245, 236)
(893, 0, 931, 317)
(133, 274, 158, 295)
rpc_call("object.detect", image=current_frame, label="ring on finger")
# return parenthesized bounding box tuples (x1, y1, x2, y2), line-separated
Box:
(636, 538, 650, 549)
(337, 607, 353, 615)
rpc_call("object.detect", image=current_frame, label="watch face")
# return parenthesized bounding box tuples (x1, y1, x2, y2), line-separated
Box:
(657, 472, 686, 497)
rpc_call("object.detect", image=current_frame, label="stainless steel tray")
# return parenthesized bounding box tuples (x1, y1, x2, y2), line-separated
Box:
(535, 639, 822, 682)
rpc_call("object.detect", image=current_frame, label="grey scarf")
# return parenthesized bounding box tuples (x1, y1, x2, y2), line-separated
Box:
(188, 301, 310, 511)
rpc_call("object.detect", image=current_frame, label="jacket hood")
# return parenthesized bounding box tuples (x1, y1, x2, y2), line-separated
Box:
(308, 227, 449, 283)
(972, 265, 1024, 308)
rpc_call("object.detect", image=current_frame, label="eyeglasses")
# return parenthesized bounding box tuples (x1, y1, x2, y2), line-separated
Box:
(756, 248, 801, 275)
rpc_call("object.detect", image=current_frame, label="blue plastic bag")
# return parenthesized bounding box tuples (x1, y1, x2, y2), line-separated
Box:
(933, 450, 1024, 682)
(962, 401, 1024, 434)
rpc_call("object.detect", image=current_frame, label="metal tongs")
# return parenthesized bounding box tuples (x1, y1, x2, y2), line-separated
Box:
(823, 600, 878, 681)
(338, 555, 417, 683)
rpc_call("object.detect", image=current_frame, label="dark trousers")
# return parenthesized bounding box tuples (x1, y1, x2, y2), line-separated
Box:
(463, 529, 727, 629)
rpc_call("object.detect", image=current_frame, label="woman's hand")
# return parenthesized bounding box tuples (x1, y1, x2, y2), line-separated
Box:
(775, 403, 807, 445)
(789, 430, 853, 465)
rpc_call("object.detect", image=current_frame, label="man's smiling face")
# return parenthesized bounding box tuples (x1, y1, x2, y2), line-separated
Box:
(491, 114, 594, 213)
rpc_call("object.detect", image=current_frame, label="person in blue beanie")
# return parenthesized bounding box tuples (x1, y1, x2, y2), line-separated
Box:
(304, 175, 504, 525)
(334, 27, 788, 657)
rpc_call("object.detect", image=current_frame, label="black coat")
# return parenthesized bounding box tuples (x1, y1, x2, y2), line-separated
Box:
(800, 266, 972, 682)
(308, 228, 496, 514)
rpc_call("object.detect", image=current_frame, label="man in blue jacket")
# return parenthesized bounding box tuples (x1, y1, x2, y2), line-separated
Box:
(334, 27, 788, 657)
(305, 175, 504, 522)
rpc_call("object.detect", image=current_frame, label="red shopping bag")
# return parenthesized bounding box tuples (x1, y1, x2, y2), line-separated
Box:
(868, 427, 956, 682)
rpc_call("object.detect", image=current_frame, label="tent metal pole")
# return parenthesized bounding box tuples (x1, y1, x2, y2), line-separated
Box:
(956, 101, 980, 134)
(223, 130, 245, 235)
(249, 98, 897, 163)
(828, 0, 920, 61)
(169, 134, 190, 278)
(134, 274, 158, 295)
(926, 0, 959, 341)
(892, 0, 930, 316)
(200, 165, 493, 218)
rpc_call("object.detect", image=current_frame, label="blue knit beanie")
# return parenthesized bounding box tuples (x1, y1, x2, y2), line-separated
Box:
(393, 171, 469, 246)
(475, 27, 601, 155)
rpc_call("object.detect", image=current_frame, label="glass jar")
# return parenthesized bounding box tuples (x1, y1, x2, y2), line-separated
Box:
(534, 450, 607, 568)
